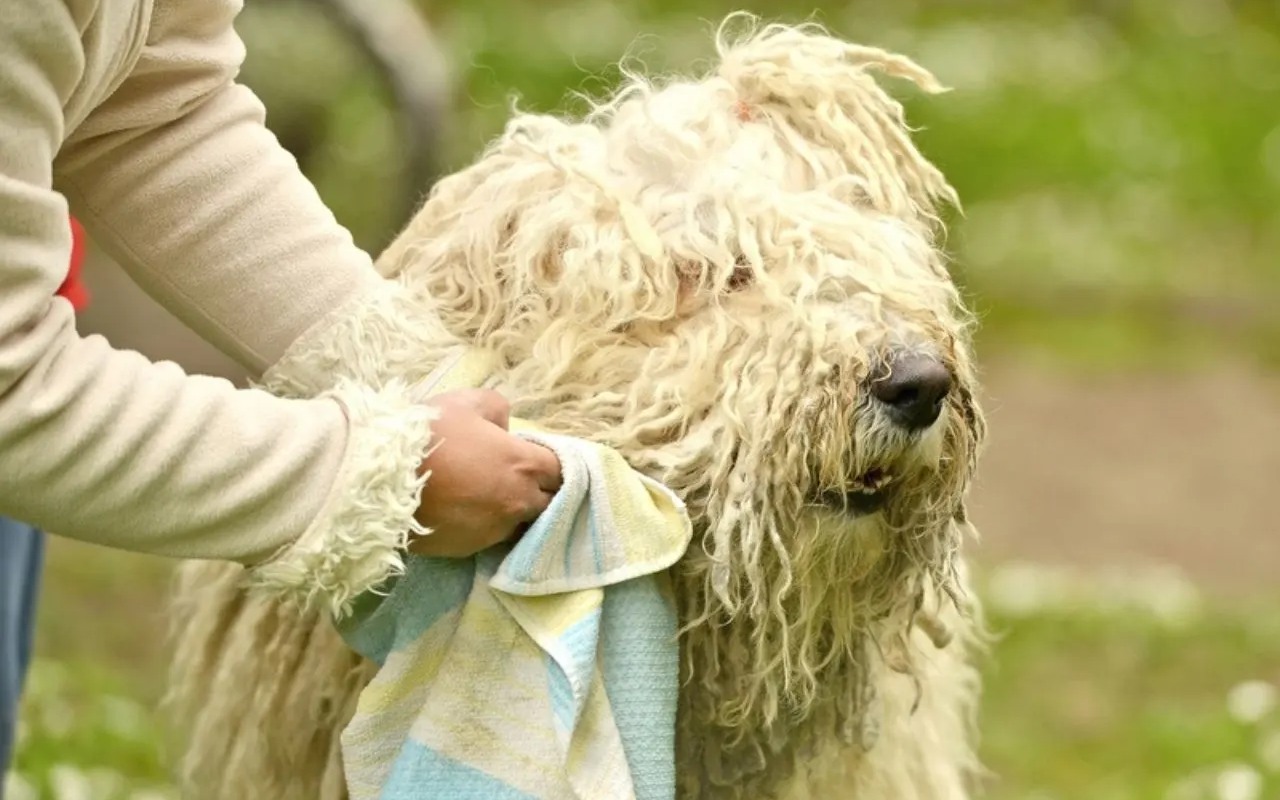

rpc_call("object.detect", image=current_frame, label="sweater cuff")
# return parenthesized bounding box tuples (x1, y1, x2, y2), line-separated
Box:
(248, 379, 435, 618)
(247, 278, 449, 618)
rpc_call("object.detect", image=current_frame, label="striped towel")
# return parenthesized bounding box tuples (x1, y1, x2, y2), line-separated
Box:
(336, 348, 693, 800)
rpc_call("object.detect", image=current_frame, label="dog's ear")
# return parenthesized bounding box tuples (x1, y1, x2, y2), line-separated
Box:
(377, 115, 689, 349)
(713, 15, 958, 222)
(375, 116, 586, 342)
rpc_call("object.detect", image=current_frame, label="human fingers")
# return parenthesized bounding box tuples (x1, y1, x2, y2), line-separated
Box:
(406, 533, 452, 557)
(511, 486, 555, 523)
(431, 388, 511, 429)
(408, 519, 522, 557)
(464, 388, 511, 429)
(517, 439, 562, 493)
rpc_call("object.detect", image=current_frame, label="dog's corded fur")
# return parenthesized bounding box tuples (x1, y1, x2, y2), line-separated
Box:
(168, 15, 988, 799)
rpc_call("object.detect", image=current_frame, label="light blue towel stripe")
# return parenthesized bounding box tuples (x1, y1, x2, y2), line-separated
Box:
(601, 580, 680, 800)
(588, 509, 604, 575)
(545, 656, 576, 732)
(339, 558, 476, 666)
(553, 610, 602, 726)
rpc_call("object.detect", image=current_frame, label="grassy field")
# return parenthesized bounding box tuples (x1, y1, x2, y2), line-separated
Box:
(9, 1, 1280, 798)
(10, 551, 1280, 800)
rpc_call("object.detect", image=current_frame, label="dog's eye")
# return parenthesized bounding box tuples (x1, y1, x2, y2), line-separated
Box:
(728, 256, 754, 291)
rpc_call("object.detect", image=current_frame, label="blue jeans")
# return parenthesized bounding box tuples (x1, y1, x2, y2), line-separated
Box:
(0, 518, 43, 780)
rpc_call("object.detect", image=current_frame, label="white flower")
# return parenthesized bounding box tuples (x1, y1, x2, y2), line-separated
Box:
(3, 771, 38, 800)
(982, 561, 1203, 625)
(1214, 763, 1262, 800)
(1227, 681, 1278, 725)
(49, 765, 131, 800)
(984, 562, 1067, 616)
(101, 695, 149, 739)
(50, 764, 93, 800)
(1258, 729, 1280, 772)
(1123, 566, 1201, 626)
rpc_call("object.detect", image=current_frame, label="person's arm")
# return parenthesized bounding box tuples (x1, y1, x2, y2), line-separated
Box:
(57, 0, 386, 375)
(0, 0, 435, 616)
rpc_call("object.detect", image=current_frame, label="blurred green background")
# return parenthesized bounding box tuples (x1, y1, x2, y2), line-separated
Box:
(9, 1, 1280, 799)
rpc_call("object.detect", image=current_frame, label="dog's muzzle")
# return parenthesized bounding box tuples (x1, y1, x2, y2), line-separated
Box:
(817, 467, 893, 517)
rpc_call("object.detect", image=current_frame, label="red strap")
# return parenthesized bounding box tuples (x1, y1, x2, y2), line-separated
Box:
(56, 216, 90, 311)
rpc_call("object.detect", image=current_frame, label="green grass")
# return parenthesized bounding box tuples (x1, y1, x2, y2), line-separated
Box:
(10, 551, 1280, 800)
(980, 607, 1280, 800)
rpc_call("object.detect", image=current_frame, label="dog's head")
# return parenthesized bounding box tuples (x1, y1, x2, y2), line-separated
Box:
(381, 17, 984, 725)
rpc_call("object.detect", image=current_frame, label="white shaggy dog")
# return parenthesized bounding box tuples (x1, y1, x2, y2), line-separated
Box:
(168, 16, 987, 800)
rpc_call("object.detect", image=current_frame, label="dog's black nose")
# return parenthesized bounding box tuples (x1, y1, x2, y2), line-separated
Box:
(870, 354, 953, 430)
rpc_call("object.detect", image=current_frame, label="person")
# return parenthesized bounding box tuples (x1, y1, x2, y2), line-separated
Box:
(0, 216, 88, 776)
(0, 0, 562, 781)
(0, 519, 42, 785)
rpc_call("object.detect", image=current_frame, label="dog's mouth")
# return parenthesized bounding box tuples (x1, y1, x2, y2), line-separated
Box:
(815, 467, 894, 517)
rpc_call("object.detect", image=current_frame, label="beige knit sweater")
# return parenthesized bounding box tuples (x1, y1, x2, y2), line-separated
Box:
(0, 0, 435, 611)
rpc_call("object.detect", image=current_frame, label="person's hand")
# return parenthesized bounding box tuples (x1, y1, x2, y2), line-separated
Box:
(409, 388, 561, 557)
